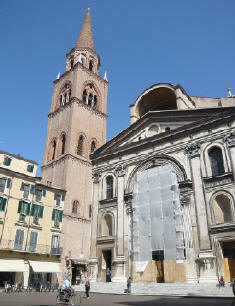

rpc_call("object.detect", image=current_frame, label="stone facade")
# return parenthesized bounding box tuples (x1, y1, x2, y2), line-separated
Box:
(90, 83, 235, 283)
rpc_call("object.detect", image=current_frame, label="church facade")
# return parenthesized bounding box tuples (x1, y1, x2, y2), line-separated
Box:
(89, 83, 235, 283)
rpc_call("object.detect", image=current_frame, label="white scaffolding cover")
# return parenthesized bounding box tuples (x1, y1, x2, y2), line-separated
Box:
(132, 164, 184, 269)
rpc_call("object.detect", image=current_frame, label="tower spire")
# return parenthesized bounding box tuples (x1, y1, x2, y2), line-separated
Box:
(75, 7, 94, 51)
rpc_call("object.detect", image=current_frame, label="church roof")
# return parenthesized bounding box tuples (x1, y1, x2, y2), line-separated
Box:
(76, 8, 94, 50)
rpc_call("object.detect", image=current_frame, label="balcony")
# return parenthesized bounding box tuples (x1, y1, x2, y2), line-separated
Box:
(0, 240, 63, 256)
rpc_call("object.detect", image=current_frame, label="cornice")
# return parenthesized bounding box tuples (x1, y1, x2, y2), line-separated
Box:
(48, 97, 107, 119)
(42, 153, 92, 169)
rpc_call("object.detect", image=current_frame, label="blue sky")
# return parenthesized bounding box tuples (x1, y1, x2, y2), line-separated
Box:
(1, 0, 235, 174)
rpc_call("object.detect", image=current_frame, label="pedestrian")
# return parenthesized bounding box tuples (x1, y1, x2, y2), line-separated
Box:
(127, 277, 132, 293)
(106, 268, 111, 282)
(219, 275, 225, 287)
(85, 277, 90, 298)
(232, 279, 235, 297)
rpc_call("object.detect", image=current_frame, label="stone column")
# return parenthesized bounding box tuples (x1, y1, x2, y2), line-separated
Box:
(185, 142, 217, 282)
(112, 165, 126, 282)
(180, 194, 198, 283)
(89, 171, 101, 282)
(224, 132, 235, 178)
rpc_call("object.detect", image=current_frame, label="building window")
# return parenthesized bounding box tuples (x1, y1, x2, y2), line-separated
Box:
(89, 205, 92, 219)
(54, 193, 63, 206)
(152, 250, 164, 261)
(102, 214, 112, 236)
(59, 84, 71, 108)
(106, 176, 114, 199)
(31, 204, 44, 225)
(14, 228, 24, 250)
(61, 134, 66, 155)
(0, 177, 7, 194)
(209, 147, 225, 176)
(89, 60, 93, 71)
(72, 200, 78, 214)
(51, 235, 60, 255)
(35, 189, 43, 202)
(0, 197, 7, 211)
(28, 231, 38, 252)
(70, 56, 74, 69)
(52, 209, 63, 227)
(88, 94, 93, 106)
(83, 90, 87, 103)
(27, 164, 34, 173)
(77, 136, 84, 156)
(3, 156, 12, 166)
(93, 95, 97, 109)
(18, 201, 30, 222)
(21, 183, 30, 199)
(52, 140, 56, 160)
(91, 141, 96, 153)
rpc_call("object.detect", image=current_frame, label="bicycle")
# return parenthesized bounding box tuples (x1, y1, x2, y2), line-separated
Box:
(56, 289, 81, 306)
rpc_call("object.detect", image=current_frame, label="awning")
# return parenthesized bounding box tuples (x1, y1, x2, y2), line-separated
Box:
(29, 261, 61, 273)
(0, 259, 26, 272)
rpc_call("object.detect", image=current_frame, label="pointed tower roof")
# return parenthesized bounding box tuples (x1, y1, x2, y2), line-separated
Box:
(76, 8, 94, 51)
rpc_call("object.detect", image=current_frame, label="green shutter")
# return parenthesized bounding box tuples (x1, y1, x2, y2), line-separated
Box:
(39, 206, 44, 218)
(62, 194, 65, 201)
(52, 209, 56, 220)
(59, 210, 63, 222)
(30, 185, 35, 194)
(7, 178, 11, 188)
(31, 204, 36, 216)
(20, 182, 24, 191)
(26, 203, 31, 215)
(0, 197, 7, 211)
(42, 189, 46, 197)
(18, 201, 23, 213)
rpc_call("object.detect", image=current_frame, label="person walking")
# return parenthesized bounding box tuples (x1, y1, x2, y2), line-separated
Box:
(85, 277, 90, 299)
(127, 277, 132, 293)
(106, 268, 111, 282)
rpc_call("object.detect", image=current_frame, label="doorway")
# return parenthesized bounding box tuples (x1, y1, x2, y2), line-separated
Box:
(222, 240, 235, 282)
(101, 250, 112, 281)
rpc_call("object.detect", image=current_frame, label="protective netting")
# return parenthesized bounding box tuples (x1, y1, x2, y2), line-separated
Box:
(132, 164, 184, 271)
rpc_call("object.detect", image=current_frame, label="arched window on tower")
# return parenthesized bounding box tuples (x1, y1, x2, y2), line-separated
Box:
(102, 214, 113, 236)
(91, 141, 96, 153)
(209, 147, 225, 176)
(72, 200, 78, 215)
(60, 95, 63, 106)
(93, 95, 97, 109)
(88, 94, 93, 106)
(89, 60, 93, 71)
(106, 176, 114, 199)
(61, 135, 66, 155)
(52, 140, 56, 160)
(70, 56, 74, 69)
(83, 90, 87, 104)
(77, 136, 84, 156)
(212, 194, 233, 224)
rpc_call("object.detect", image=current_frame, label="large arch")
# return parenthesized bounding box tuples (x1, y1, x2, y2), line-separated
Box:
(126, 154, 187, 193)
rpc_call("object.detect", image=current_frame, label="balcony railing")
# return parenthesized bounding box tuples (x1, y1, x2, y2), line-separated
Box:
(0, 240, 63, 255)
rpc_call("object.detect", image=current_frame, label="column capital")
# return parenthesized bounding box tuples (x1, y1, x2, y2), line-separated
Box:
(185, 142, 200, 158)
(223, 131, 235, 148)
(115, 164, 125, 177)
(92, 171, 101, 183)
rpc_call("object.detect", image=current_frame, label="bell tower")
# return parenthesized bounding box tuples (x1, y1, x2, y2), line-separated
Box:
(41, 8, 108, 274)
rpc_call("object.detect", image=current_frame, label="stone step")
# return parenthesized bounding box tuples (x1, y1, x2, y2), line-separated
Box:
(74, 282, 234, 297)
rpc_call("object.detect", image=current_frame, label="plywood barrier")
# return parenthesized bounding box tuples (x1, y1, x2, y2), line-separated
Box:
(223, 258, 235, 282)
(132, 261, 161, 283)
(163, 260, 186, 283)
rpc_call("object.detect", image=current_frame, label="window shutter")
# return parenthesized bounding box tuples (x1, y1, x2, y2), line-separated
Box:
(59, 210, 63, 222)
(0, 197, 7, 211)
(54, 193, 57, 200)
(29, 231, 38, 252)
(30, 185, 35, 194)
(18, 201, 23, 213)
(7, 178, 11, 188)
(39, 206, 44, 218)
(15, 229, 24, 250)
(14, 229, 20, 249)
(31, 204, 36, 216)
(26, 203, 31, 215)
(52, 209, 56, 220)
(20, 182, 25, 191)
(62, 194, 65, 201)
(43, 189, 46, 197)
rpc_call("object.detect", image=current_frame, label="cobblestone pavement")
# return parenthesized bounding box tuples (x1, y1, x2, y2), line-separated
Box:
(0, 292, 235, 306)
